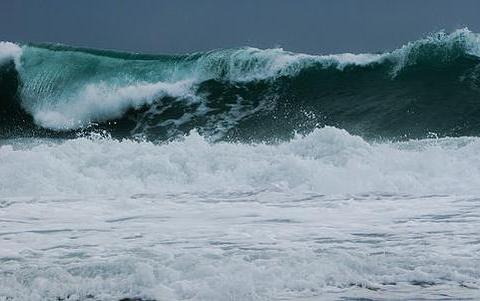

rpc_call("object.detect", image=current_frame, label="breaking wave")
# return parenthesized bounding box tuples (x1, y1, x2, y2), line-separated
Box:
(3, 30, 480, 301)
(1, 28, 480, 141)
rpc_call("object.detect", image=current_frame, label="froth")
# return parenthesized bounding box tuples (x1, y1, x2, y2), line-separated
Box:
(1, 127, 480, 197)
(33, 80, 196, 129)
(0, 41, 22, 65)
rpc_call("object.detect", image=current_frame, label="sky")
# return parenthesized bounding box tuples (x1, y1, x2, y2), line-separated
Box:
(1, 0, 479, 55)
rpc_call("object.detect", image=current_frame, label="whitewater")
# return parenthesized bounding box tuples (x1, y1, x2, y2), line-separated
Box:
(1, 29, 480, 300)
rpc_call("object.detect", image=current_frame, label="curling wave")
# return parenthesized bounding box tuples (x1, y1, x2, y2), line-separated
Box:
(1, 28, 480, 141)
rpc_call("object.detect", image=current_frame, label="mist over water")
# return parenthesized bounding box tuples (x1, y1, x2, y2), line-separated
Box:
(1, 29, 480, 300)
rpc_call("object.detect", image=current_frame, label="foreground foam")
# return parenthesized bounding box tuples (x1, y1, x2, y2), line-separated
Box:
(1, 127, 480, 197)
(1, 186, 479, 300)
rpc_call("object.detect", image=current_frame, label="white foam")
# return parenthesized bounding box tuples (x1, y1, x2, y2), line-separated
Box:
(1, 172, 479, 300)
(194, 47, 384, 82)
(0, 41, 22, 65)
(1, 127, 480, 197)
(321, 52, 383, 69)
(32, 79, 196, 129)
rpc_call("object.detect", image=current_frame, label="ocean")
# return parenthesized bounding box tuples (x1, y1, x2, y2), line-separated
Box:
(1, 29, 480, 300)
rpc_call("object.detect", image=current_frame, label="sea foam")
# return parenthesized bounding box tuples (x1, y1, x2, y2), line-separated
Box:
(1, 127, 480, 197)
(0, 41, 21, 65)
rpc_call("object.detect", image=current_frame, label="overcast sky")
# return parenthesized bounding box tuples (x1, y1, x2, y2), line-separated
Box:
(1, 0, 479, 55)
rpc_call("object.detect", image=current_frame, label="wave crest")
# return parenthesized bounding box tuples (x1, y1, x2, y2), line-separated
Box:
(1, 28, 480, 140)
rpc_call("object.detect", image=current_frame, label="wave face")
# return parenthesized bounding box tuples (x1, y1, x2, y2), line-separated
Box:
(2, 29, 480, 141)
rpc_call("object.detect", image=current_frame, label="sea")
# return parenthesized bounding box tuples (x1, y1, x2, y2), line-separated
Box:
(1, 29, 480, 300)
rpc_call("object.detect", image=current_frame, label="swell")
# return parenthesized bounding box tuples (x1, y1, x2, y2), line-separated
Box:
(1, 29, 480, 141)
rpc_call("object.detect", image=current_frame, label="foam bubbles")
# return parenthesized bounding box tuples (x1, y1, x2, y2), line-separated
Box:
(1, 169, 479, 300)
(1, 127, 480, 197)
(0, 41, 22, 65)
(33, 80, 196, 129)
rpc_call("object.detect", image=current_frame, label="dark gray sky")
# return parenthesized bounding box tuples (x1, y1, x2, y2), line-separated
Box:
(1, 0, 479, 55)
